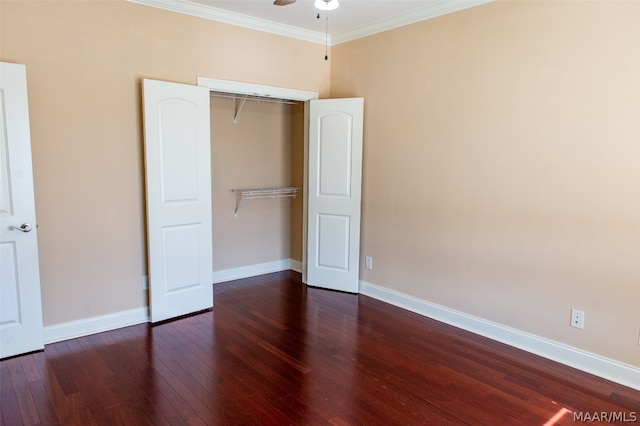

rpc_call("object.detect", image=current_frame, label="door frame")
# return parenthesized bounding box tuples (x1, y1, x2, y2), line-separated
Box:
(197, 77, 319, 284)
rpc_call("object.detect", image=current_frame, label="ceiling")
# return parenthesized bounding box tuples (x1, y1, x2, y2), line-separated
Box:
(128, 0, 492, 45)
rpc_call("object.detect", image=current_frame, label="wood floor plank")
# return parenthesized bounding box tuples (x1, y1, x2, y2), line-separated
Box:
(1, 271, 638, 425)
(1, 360, 23, 426)
(3, 356, 41, 425)
(27, 379, 61, 426)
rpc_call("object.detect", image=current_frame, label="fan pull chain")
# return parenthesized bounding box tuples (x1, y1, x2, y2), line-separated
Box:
(324, 10, 329, 60)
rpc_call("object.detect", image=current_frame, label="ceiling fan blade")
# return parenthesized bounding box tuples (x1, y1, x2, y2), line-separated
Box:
(273, 0, 296, 5)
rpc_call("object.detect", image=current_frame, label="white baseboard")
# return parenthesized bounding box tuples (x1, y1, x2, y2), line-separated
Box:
(44, 307, 150, 345)
(42, 260, 302, 345)
(212, 258, 301, 284)
(46, 268, 636, 392)
(359, 280, 640, 391)
(290, 259, 303, 274)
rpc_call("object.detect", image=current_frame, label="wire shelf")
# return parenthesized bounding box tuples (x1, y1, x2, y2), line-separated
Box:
(231, 187, 301, 217)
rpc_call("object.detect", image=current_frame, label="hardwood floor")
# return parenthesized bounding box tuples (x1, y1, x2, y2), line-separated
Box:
(1, 271, 638, 425)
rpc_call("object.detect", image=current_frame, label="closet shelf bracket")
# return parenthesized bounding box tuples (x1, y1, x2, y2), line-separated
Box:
(231, 187, 301, 217)
(233, 96, 247, 124)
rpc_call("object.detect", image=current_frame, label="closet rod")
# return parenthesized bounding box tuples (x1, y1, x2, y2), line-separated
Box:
(210, 91, 300, 105)
(211, 91, 300, 124)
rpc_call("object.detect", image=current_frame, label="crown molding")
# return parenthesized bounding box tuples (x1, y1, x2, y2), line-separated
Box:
(127, 0, 327, 44)
(331, 0, 495, 45)
(127, 0, 494, 46)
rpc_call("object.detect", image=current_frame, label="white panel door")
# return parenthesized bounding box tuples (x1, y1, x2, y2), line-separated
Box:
(307, 98, 364, 293)
(0, 62, 44, 358)
(143, 79, 213, 323)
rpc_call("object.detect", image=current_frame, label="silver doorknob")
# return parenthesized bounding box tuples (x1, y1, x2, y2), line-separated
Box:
(9, 223, 32, 233)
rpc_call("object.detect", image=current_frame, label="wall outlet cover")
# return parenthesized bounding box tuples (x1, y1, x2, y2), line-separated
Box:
(570, 308, 584, 329)
(365, 256, 373, 270)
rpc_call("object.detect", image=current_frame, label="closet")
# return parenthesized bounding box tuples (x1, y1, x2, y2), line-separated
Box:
(209, 93, 305, 277)
(143, 77, 363, 323)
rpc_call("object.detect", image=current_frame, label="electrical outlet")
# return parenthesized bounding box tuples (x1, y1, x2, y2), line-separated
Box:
(142, 275, 149, 291)
(570, 308, 584, 329)
(365, 256, 373, 270)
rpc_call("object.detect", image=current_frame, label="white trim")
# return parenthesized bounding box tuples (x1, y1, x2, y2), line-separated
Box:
(290, 259, 303, 274)
(44, 308, 150, 344)
(359, 280, 640, 391)
(331, 0, 495, 45)
(213, 259, 300, 284)
(301, 102, 309, 285)
(42, 261, 303, 344)
(43, 272, 636, 392)
(127, 0, 493, 46)
(126, 0, 326, 45)
(197, 77, 319, 101)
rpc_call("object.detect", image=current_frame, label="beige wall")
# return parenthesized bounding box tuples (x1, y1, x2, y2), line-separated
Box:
(331, 1, 640, 367)
(0, 0, 327, 326)
(210, 97, 304, 270)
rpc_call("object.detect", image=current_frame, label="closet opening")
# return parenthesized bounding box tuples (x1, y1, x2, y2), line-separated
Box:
(143, 77, 362, 322)
(197, 77, 363, 294)
(145, 78, 361, 322)
(210, 92, 306, 282)
(198, 78, 319, 285)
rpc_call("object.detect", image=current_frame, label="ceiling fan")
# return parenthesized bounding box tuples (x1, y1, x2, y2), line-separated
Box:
(273, 0, 339, 10)
(273, 0, 339, 60)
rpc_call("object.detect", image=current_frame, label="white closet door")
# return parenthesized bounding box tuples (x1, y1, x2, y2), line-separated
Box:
(0, 62, 44, 358)
(307, 98, 364, 293)
(143, 79, 213, 323)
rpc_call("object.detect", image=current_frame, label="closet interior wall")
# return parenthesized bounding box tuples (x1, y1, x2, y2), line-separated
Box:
(210, 95, 304, 272)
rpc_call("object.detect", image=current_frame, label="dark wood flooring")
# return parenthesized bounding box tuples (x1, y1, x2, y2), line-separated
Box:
(1, 271, 638, 425)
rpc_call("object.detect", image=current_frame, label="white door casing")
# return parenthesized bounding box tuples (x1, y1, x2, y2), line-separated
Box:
(307, 98, 364, 293)
(143, 79, 213, 323)
(0, 62, 44, 358)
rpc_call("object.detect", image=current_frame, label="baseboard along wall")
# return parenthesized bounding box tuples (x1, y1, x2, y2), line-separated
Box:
(43, 262, 639, 391)
(212, 259, 303, 283)
(359, 280, 640, 392)
(44, 259, 301, 344)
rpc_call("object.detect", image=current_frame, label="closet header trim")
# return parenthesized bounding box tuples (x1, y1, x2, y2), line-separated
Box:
(197, 77, 320, 102)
